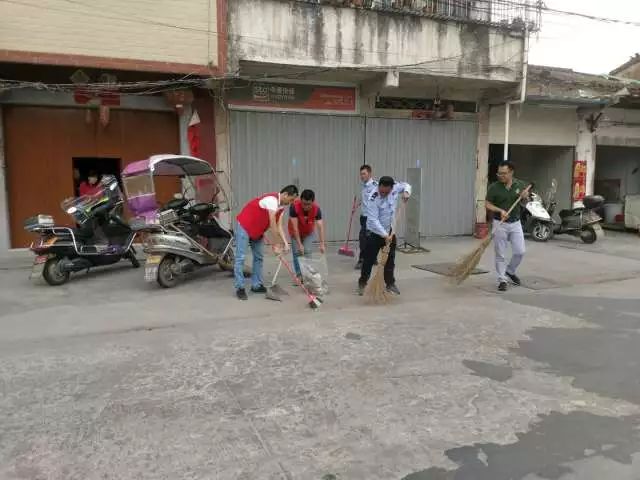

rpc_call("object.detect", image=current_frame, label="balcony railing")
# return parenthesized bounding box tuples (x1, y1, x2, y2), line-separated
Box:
(297, 0, 541, 31)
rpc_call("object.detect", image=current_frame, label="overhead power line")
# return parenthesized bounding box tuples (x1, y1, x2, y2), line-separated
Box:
(541, 3, 640, 28)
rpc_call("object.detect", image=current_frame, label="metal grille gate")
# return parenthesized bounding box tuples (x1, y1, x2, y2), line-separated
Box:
(230, 110, 477, 241)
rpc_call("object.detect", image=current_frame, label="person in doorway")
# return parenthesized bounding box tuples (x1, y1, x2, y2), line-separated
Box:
(288, 189, 326, 280)
(73, 168, 81, 196)
(355, 164, 378, 270)
(485, 161, 531, 292)
(358, 176, 411, 296)
(234, 185, 299, 300)
(79, 170, 102, 197)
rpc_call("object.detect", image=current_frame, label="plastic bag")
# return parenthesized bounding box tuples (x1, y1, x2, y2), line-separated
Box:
(298, 255, 329, 296)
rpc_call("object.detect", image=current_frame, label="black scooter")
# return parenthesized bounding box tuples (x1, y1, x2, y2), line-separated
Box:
(547, 183, 605, 244)
(24, 176, 139, 286)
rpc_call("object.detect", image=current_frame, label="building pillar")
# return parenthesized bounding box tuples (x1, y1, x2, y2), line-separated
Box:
(474, 102, 490, 237)
(213, 92, 232, 229)
(576, 108, 597, 206)
(178, 104, 193, 156)
(0, 106, 10, 252)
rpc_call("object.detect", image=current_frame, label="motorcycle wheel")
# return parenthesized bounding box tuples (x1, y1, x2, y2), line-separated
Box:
(127, 250, 140, 269)
(157, 256, 179, 288)
(42, 257, 71, 286)
(580, 226, 598, 244)
(531, 221, 552, 242)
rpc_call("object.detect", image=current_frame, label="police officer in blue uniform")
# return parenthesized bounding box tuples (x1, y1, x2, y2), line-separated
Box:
(356, 164, 378, 270)
(358, 175, 411, 296)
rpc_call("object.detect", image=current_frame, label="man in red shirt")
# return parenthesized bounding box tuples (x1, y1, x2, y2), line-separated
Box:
(234, 185, 299, 300)
(288, 189, 326, 280)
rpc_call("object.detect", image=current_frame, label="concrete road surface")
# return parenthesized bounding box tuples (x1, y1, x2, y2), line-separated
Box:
(1, 231, 639, 479)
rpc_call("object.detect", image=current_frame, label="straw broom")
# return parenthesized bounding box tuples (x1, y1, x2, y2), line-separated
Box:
(449, 185, 530, 285)
(365, 200, 405, 304)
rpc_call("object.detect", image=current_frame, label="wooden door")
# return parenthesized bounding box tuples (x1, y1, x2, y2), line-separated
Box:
(4, 106, 180, 247)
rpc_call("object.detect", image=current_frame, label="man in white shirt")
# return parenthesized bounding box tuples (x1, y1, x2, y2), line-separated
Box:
(356, 164, 378, 270)
(358, 176, 411, 296)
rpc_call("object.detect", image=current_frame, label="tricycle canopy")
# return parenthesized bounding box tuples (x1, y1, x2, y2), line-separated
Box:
(122, 155, 229, 225)
(122, 154, 214, 178)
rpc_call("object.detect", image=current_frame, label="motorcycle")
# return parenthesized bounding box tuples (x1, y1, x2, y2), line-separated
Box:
(122, 154, 244, 288)
(521, 184, 554, 242)
(546, 179, 605, 244)
(24, 175, 139, 286)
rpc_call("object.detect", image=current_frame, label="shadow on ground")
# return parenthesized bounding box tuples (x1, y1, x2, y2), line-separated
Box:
(402, 412, 640, 480)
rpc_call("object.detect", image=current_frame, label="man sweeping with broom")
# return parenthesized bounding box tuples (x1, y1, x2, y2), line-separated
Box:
(485, 161, 531, 292)
(358, 176, 411, 297)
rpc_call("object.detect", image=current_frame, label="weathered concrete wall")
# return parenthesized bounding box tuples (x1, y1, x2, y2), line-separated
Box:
(228, 0, 524, 82)
(0, 0, 218, 73)
(489, 104, 578, 146)
(597, 108, 640, 147)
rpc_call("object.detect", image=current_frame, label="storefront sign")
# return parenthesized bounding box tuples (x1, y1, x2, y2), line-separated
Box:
(228, 83, 357, 113)
(572, 159, 587, 202)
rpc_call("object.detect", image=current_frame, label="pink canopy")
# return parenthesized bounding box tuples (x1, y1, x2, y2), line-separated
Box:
(122, 155, 213, 177)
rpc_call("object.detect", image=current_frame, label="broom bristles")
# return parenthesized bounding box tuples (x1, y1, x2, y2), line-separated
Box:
(448, 235, 492, 285)
(365, 246, 392, 304)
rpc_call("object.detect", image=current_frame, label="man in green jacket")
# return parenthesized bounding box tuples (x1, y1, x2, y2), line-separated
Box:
(485, 161, 531, 292)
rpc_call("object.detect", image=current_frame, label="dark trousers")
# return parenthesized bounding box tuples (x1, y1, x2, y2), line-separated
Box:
(358, 215, 367, 260)
(359, 232, 397, 287)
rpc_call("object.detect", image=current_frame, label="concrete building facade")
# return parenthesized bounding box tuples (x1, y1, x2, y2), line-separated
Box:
(215, 0, 539, 241)
(1, 0, 541, 250)
(0, 0, 223, 249)
(489, 64, 640, 229)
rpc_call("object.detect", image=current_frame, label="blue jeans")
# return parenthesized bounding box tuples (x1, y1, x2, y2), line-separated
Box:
(292, 235, 314, 277)
(234, 223, 264, 290)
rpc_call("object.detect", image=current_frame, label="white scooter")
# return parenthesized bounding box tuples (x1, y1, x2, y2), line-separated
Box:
(521, 184, 554, 242)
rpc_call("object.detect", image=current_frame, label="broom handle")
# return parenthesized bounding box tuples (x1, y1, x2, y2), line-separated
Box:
(387, 197, 406, 245)
(344, 196, 357, 245)
(494, 184, 532, 228)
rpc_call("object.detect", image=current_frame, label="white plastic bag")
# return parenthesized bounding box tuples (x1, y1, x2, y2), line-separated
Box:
(298, 255, 329, 296)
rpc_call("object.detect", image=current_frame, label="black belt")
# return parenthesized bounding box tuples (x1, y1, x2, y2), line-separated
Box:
(494, 214, 520, 223)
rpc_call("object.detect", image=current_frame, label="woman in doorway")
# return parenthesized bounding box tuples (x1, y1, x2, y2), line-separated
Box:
(79, 170, 102, 197)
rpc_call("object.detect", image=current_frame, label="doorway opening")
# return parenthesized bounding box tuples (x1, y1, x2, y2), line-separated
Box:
(488, 144, 574, 213)
(73, 157, 122, 196)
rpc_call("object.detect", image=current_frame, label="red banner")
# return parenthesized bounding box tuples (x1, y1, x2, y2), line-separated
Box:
(228, 83, 357, 113)
(573, 159, 587, 202)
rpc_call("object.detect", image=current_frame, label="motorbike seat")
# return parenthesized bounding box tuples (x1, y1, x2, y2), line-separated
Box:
(164, 198, 189, 212)
(190, 202, 216, 215)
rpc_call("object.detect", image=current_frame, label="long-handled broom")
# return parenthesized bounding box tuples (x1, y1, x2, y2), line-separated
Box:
(449, 185, 531, 285)
(338, 196, 358, 257)
(265, 260, 288, 301)
(365, 200, 405, 305)
(278, 255, 322, 309)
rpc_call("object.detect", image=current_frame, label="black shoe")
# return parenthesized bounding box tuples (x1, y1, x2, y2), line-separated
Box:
(357, 283, 366, 296)
(498, 282, 508, 292)
(355, 260, 363, 270)
(506, 272, 521, 286)
(236, 288, 248, 300)
(386, 284, 400, 295)
(250, 285, 267, 293)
